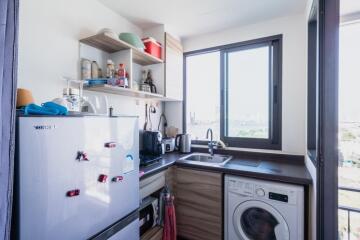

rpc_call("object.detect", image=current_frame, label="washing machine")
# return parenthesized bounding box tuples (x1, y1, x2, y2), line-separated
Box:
(225, 175, 304, 240)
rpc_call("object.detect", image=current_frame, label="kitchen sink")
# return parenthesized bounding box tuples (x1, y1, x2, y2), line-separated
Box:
(178, 152, 232, 167)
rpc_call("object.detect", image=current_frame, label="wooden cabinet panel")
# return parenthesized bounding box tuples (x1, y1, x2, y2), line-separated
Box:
(165, 166, 176, 192)
(175, 167, 222, 240)
(141, 226, 163, 240)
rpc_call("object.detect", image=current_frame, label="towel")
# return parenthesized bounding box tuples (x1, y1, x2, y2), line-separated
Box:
(42, 102, 68, 115)
(22, 102, 68, 116)
(163, 196, 176, 240)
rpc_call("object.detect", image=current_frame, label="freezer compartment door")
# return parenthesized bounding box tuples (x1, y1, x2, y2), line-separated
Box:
(108, 219, 139, 240)
(108, 220, 139, 240)
(89, 210, 139, 240)
(17, 116, 139, 240)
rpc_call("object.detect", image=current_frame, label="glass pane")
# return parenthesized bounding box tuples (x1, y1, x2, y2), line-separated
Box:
(186, 52, 220, 141)
(339, 189, 360, 210)
(338, 209, 349, 240)
(338, 18, 360, 239)
(240, 207, 278, 240)
(227, 46, 270, 139)
(350, 212, 360, 240)
(339, 210, 360, 240)
(339, 23, 360, 189)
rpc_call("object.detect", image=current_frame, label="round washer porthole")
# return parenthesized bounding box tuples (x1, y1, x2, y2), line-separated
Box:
(233, 200, 290, 240)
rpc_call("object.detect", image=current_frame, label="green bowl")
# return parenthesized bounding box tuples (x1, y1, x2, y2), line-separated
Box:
(119, 33, 145, 50)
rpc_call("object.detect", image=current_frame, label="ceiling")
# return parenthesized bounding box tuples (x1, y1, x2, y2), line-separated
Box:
(99, 0, 307, 39)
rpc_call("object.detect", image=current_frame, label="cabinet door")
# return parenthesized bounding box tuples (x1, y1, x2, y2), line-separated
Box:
(165, 33, 183, 101)
(175, 167, 222, 240)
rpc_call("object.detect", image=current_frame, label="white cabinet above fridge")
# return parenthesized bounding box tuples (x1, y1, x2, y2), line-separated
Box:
(164, 33, 183, 101)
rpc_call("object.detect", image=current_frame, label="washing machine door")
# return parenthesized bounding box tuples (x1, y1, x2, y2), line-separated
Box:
(233, 200, 290, 240)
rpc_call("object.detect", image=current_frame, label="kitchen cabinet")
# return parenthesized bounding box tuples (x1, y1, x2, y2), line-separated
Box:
(164, 33, 183, 101)
(140, 171, 166, 200)
(174, 167, 222, 240)
(80, 32, 163, 65)
(79, 30, 183, 102)
(140, 226, 163, 240)
(165, 166, 176, 192)
(79, 32, 180, 101)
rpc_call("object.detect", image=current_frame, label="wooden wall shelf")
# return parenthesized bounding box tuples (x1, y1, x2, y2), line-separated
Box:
(84, 84, 178, 102)
(80, 32, 163, 66)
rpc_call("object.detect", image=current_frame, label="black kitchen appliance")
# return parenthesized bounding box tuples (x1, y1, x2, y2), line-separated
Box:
(140, 130, 163, 166)
(139, 197, 159, 236)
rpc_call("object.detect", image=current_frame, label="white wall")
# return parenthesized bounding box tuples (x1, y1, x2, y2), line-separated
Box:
(18, 0, 163, 130)
(182, 14, 308, 155)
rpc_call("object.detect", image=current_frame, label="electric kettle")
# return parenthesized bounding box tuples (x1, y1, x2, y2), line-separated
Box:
(175, 134, 191, 153)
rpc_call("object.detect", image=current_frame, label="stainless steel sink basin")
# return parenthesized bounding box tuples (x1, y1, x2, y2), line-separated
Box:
(178, 153, 232, 167)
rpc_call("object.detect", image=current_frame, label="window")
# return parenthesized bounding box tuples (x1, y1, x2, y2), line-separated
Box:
(185, 51, 220, 141)
(184, 35, 282, 150)
(307, 1, 319, 164)
(225, 46, 270, 139)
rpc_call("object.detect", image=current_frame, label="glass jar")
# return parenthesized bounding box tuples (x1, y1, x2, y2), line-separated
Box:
(63, 88, 81, 111)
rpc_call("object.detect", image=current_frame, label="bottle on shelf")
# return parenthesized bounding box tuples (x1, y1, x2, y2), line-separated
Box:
(106, 60, 115, 78)
(145, 70, 157, 93)
(125, 72, 129, 88)
(106, 63, 129, 88)
(81, 59, 91, 80)
(118, 64, 126, 78)
(140, 70, 151, 92)
(114, 65, 119, 78)
(117, 64, 127, 88)
(91, 61, 99, 78)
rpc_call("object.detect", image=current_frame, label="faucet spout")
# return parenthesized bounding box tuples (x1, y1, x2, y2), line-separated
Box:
(206, 128, 213, 142)
(206, 128, 214, 156)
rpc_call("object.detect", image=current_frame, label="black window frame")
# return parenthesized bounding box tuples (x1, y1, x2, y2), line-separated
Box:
(307, 0, 319, 165)
(183, 35, 282, 150)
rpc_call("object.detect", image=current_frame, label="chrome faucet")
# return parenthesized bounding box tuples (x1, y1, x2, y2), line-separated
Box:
(206, 128, 215, 156)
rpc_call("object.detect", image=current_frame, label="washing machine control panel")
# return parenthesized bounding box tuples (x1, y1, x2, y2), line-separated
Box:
(228, 179, 254, 196)
(228, 179, 298, 205)
(255, 188, 266, 197)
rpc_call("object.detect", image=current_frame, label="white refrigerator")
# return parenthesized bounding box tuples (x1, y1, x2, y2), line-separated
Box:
(15, 116, 140, 240)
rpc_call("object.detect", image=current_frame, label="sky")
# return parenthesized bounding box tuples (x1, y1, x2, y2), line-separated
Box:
(339, 22, 360, 122)
(186, 51, 220, 123)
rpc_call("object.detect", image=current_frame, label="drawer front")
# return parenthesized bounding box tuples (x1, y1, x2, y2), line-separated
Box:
(175, 168, 222, 240)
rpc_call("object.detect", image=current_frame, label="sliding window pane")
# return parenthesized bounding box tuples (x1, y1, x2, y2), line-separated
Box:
(227, 46, 270, 139)
(186, 52, 220, 141)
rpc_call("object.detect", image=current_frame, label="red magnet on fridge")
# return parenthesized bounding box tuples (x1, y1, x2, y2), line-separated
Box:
(98, 174, 108, 183)
(104, 142, 117, 148)
(76, 151, 89, 161)
(112, 176, 123, 182)
(66, 189, 80, 197)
